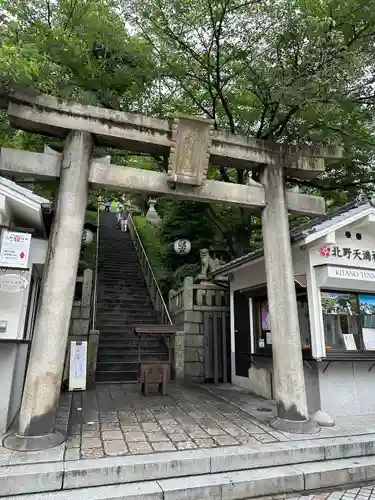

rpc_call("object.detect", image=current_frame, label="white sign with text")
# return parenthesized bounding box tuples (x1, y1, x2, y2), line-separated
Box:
(69, 341, 87, 391)
(0, 231, 31, 268)
(327, 266, 375, 282)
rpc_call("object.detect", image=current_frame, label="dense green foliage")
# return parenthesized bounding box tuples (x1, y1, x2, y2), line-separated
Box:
(1, 0, 375, 285)
(132, 215, 169, 287)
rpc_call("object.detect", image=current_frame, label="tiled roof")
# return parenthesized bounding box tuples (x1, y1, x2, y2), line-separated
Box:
(211, 197, 372, 276)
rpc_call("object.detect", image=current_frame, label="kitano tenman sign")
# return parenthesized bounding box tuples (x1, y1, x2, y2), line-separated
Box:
(328, 266, 375, 281)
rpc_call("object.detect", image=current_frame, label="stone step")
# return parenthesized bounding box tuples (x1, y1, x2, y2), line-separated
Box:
(97, 293, 149, 298)
(97, 314, 158, 320)
(96, 318, 149, 325)
(97, 312, 156, 316)
(98, 336, 163, 345)
(98, 292, 149, 297)
(97, 308, 155, 315)
(98, 280, 146, 286)
(97, 346, 166, 355)
(3, 482, 164, 499)
(98, 268, 142, 273)
(98, 264, 143, 268)
(4, 436, 375, 498)
(95, 370, 138, 382)
(97, 344, 165, 352)
(99, 297, 152, 311)
(97, 318, 158, 324)
(96, 323, 134, 330)
(97, 325, 159, 332)
(96, 357, 167, 372)
(97, 318, 158, 325)
(97, 344, 166, 353)
(97, 353, 168, 362)
(96, 361, 139, 371)
(97, 289, 149, 294)
(97, 297, 151, 302)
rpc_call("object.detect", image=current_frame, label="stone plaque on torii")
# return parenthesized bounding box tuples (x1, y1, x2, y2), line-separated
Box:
(0, 92, 341, 450)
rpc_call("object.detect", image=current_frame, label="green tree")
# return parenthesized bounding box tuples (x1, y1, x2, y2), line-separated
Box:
(0, 0, 156, 205)
(129, 0, 375, 257)
(0, 0, 154, 108)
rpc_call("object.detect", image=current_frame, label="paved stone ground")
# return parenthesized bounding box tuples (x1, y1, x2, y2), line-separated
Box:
(207, 384, 375, 440)
(3, 382, 375, 467)
(292, 485, 375, 500)
(66, 383, 278, 459)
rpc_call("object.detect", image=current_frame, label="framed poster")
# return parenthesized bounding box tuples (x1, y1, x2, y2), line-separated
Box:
(359, 295, 375, 329)
(261, 300, 270, 330)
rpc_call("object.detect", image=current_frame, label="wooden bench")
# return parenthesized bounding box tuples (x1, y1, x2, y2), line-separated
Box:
(134, 324, 177, 396)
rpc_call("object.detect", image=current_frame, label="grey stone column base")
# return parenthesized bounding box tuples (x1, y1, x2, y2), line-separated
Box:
(3, 431, 65, 451)
(270, 417, 320, 434)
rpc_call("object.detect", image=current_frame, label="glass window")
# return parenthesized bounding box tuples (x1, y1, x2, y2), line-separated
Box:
(321, 292, 361, 351)
(254, 295, 311, 352)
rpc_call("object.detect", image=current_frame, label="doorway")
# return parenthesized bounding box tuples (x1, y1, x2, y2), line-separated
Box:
(233, 291, 251, 378)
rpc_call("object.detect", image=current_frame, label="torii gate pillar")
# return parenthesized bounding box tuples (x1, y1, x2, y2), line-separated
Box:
(5, 131, 93, 451)
(261, 164, 316, 433)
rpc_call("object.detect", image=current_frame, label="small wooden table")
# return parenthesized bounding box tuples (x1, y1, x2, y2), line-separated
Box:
(134, 324, 177, 396)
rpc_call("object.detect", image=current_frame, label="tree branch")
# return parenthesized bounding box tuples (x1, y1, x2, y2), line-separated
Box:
(205, 204, 237, 256)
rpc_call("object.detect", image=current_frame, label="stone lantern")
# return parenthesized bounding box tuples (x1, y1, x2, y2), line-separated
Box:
(145, 198, 161, 227)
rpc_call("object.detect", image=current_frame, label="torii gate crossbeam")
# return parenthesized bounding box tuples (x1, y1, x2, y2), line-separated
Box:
(0, 148, 325, 215)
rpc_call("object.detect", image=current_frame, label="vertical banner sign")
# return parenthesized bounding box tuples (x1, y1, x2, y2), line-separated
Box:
(69, 341, 87, 391)
(0, 230, 31, 268)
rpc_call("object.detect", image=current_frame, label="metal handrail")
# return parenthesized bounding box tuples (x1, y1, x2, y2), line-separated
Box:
(91, 207, 100, 330)
(127, 213, 172, 325)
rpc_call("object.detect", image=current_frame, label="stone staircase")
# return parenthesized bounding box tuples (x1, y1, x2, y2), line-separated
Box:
(95, 211, 168, 383)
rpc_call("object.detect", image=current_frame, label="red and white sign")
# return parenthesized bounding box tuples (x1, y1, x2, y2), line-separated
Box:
(0, 230, 31, 268)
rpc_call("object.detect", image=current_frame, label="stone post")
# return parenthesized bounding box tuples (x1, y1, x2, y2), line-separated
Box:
(5, 131, 93, 451)
(183, 276, 194, 310)
(173, 331, 185, 382)
(261, 164, 316, 433)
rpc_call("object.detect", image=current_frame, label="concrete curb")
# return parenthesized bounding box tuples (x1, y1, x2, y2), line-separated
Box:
(1, 435, 375, 497)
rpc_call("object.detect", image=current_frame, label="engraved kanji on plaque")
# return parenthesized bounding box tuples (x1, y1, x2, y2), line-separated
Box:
(168, 117, 213, 186)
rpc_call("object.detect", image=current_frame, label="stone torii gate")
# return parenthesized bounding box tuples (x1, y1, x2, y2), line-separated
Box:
(1, 92, 341, 450)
